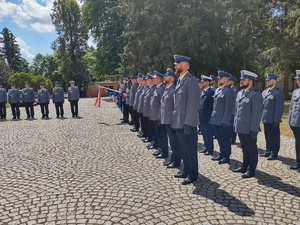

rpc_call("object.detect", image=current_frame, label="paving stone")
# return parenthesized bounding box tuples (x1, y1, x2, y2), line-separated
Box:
(0, 98, 299, 224)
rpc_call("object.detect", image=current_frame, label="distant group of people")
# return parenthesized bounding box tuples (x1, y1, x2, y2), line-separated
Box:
(118, 54, 300, 185)
(0, 80, 80, 120)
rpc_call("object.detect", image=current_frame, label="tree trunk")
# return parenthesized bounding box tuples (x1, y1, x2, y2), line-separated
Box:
(283, 64, 290, 99)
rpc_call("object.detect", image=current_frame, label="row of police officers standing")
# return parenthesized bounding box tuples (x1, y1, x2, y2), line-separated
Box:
(119, 54, 300, 185)
(0, 80, 80, 120)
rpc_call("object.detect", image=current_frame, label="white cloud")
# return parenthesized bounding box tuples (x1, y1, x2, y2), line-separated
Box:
(15, 36, 35, 62)
(0, 0, 55, 33)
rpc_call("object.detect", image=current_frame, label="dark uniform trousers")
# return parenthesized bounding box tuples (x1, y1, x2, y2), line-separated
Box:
(213, 125, 231, 159)
(0, 102, 6, 119)
(143, 116, 157, 144)
(238, 133, 258, 173)
(138, 113, 146, 136)
(40, 103, 49, 117)
(128, 106, 133, 122)
(11, 103, 20, 118)
(150, 120, 159, 149)
(122, 102, 129, 121)
(132, 109, 140, 130)
(230, 115, 237, 144)
(70, 100, 78, 116)
(55, 102, 64, 117)
(200, 121, 214, 154)
(291, 126, 300, 165)
(165, 125, 181, 164)
(157, 123, 169, 156)
(176, 127, 198, 181)
(24, 102, 34, 118)
(264, 123, 280, 157)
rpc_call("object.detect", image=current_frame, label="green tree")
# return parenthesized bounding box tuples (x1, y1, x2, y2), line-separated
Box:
(82, 0, 126, 76)
(259, 0, 300, 98)
(30, 53, 46, 76)
(7, 72, 34, 90)
(51, 0, 89, 87)
(0, 59, 13, 86)
(0, 27, 22, 72)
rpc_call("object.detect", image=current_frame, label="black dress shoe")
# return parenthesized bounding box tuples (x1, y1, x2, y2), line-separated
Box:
(242, 171, 255, 178)
(143, 139, 151, 143)
(267, 155, 277, 160)
(167, 162, 180, 168)
(148, 145, 158, 149)
(232, 167, 247, 173)
(211, 155, 223, 161)
(163, 161, 173, 166)
(153, 150, 161, 156)
(174, 173, 188, 179)
(204, 152, 213, 156)
(128, 121, 134, 125)
(130, 128, 137, 132)
(199, 149, 207, 153)
(181, 178, 194, 185)
(121, 120, 129, 123)
(218, 158, 230, 164)
(297, 168, 300, 173)
(260, 152, 270, 157)
(290, 164, 300, 170)
(156, 154, 168, 159)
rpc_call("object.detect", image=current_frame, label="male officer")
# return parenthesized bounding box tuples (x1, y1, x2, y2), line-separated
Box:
(210, 75, 218, 92)
(137, 76, 149, 140)
(121, 78, 130, 123)
(228, 75, 239, 144)
(199, 75, 215, 156)
(288, 70, 300, 172)
(52, 81, 65, 118)
(125, 79, 133, 124)
(143, 74, 156, 144)
(38, 82, 50, 119)
(8, 83, 20, 120)
(261, 74, 284, 160)
(68, 80, 80, 117)
(22, 81, 35, 119)
(210, 71, 235, 164)
(133, 73, 144, 127)
(0, 82, 7, 119)
(172, 54, 200, 185)
(150, 71, 167, 158)
(232, 70, 263, 178)
(161, 68, 181, 168)
(129, 75, 139, 132)
(197, 79, 204, 134)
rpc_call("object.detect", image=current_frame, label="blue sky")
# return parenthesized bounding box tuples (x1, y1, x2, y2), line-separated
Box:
(0, 0, 93, 63)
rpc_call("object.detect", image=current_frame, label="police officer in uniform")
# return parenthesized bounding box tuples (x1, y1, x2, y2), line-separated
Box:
(261, 74, 284, 160)
(150, 71, 167, 158)
(137, 76, 148, 139)
(22, 81, 35, 119)
(52, 81, 65, 118)
(133, 73, 144, 127)
(199, 75, 215, 156)
(232, 70, 263, 178)
(38, 82, 50, 119)
(8, 83, 20, 120)
(210, 75, 218, 92)
(0, 82, 7, 119)
(161, 68, 182, 168)
(288, 70, 300, 172)
(68, 80, 80, 117)
(129, 76, 139, 132)
(125, 79, 133, 124)
(210, 71, 235, 164)
(172, 54, 200, 185)
(143, 74, 156, 144)
(121, 78, 130, 123)
(228, 75, 239, 145)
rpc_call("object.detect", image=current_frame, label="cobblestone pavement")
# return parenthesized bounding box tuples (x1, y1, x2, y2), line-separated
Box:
(0, 98, 299, 225)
